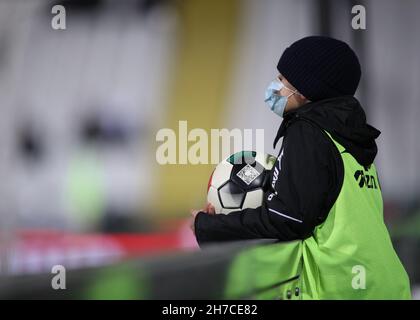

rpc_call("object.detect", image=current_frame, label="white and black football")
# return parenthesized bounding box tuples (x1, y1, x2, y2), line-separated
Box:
(207, 151, 276, 214)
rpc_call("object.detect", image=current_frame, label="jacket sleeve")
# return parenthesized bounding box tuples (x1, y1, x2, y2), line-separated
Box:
(194, 120, 340, 245)
(263, 120, 340, 240)
(194, 207, 280, 245)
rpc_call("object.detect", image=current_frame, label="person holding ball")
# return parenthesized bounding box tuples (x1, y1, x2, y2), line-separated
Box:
(190, 36, 411, 299)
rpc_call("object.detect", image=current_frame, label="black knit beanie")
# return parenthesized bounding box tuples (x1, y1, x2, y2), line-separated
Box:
(277, 36, 361, 102)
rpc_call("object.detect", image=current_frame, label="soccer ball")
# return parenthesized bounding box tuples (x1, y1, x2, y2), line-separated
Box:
(207, 151, 276, 214)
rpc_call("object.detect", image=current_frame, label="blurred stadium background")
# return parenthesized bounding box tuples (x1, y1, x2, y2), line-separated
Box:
(0, 0, 419, 299)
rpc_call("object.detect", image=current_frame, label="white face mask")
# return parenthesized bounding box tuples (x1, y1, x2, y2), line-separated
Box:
(264, 78, 297, 118)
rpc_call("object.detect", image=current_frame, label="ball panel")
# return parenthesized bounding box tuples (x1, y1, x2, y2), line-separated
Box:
(226, 151, 257, 165)
(207, 169, 214, 192)
(220, 207, 238, 215)
(207, 185, 223, 214)
(218, 181, 245, 209)
(210, 161, 233, 188)
(242, 188, 264, 209)
(255, 152, 277, 170)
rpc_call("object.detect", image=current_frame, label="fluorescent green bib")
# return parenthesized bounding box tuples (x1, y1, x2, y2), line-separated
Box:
(299, 132, 411, 299)
(224, 131, 411, 300)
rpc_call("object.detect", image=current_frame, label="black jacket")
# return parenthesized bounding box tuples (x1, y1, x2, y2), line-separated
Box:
(194, 96, 381, 245)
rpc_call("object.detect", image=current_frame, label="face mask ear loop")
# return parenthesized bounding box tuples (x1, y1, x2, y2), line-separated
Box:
(278, 79, 296, 98)
(286, 89, 298, 99)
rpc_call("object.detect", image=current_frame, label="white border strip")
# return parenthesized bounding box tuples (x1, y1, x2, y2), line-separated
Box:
(268, 208, 303, 223)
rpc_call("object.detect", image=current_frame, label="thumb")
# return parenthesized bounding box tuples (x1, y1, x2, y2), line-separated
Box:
(207, 203, 216, 215)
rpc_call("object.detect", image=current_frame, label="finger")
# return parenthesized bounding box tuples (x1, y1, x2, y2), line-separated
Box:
(208, 204, 215, 215)
(190, 219, 195, 234)
(205, 202, 215, 214)
(205, 203, 211, 213)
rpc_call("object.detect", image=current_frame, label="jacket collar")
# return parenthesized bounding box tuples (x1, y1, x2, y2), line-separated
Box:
(273, 102, 315, 149)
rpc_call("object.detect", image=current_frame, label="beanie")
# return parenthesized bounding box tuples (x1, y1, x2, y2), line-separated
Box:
(277, 36, 361, 101)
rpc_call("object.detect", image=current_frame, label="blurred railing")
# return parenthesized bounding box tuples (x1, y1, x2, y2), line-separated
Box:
(0, 239, 302, 300)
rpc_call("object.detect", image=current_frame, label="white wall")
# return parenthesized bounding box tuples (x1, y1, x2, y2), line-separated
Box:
(225, 0, 316, 157)
(0, 0, 178, 230)
(365, 0, 420, 201)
